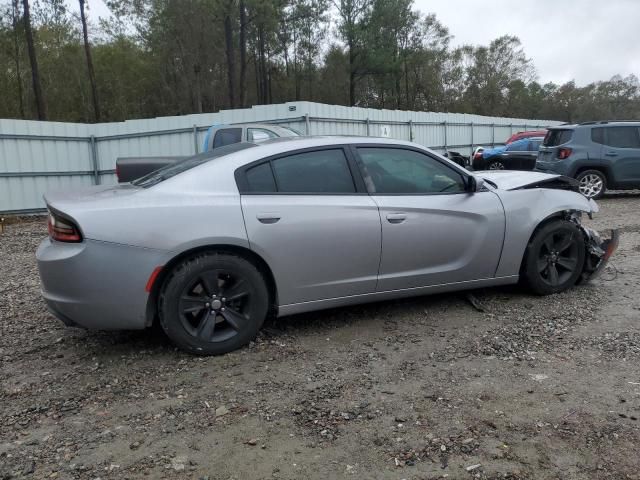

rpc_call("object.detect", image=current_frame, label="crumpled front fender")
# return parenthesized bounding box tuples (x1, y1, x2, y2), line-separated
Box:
(571, 214, 619, 283)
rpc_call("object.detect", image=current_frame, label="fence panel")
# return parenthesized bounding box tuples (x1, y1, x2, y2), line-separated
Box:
(0, 101, 559, 213)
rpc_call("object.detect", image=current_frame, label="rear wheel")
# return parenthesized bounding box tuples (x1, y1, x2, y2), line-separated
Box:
(522, 220, 585, 295)
(576, 169, 606, 199)
(159, 252, 269, 355)
(488, 160, 505, 170)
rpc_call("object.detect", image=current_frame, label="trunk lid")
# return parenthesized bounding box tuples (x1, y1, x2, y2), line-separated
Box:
(44, 184, 142, 213)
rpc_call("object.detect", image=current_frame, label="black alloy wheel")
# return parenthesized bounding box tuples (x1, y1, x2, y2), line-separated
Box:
(523, 220, 585, 295)
(160, 253, 269, 355)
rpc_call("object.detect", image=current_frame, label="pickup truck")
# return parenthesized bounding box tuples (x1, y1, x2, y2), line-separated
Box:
(116, 123, 302, 183)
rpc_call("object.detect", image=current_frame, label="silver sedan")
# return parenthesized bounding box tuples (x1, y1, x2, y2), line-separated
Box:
(36, 137, 618, 355)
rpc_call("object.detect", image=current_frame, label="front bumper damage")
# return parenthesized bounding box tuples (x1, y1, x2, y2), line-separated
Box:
(568, 212, 620, 283)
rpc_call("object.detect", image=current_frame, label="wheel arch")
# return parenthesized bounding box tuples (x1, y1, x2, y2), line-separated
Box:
(518, 210, 584, 274)
(145, 244, 278, 327)
(574, 165, 612, 184)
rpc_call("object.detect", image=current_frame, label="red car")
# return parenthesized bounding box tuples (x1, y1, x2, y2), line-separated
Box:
(506, 130, 547, 144)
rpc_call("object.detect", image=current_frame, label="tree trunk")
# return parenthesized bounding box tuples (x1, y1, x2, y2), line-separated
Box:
(224, 11, 236, 108)
(348, 40, 356, 106)
(79, 0, 100, 122)
(22, 0, 46, 120)
(193, 64, 203, 113)
(11, 0, 25, 118)
(258, 24, 267, 104)
(238, 0, 247, 107)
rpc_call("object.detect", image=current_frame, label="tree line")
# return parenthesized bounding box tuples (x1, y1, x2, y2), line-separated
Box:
(1, 0, 639, 124)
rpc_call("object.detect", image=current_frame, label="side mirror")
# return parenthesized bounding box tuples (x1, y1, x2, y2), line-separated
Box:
(467, 176, 485, 192)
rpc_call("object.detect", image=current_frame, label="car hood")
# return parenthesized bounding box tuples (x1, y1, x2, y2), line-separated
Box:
(475, 170, 567, 191)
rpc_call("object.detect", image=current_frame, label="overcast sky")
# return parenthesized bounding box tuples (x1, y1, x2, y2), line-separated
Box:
(74, 0, 640, 86)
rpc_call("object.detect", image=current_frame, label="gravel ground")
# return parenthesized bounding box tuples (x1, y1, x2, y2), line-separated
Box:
(1, 195, 640, 480)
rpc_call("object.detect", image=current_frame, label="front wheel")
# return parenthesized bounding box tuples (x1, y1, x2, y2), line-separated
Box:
(576, 170, 606, 199)
(488, 160, 505, 170)
(522, 220, 585, 295)
(159, 252, 269, 355)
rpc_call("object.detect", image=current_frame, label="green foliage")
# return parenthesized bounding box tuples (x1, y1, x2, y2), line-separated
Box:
(0, 0, 638, 122)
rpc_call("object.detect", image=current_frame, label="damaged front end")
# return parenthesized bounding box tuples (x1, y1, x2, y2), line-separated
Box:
(566, 212, 620, 283)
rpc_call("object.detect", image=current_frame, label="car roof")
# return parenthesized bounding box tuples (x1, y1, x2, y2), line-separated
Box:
(211, 122, 299, 133)
(550, 120, 640, 130)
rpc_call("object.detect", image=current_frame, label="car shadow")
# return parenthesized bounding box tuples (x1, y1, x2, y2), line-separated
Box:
(69, 284, 533, 357)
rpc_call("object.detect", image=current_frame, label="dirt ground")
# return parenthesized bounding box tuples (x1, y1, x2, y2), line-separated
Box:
(1, 195, 640, 480)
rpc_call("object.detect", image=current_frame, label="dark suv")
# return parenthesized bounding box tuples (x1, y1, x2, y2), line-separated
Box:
(536, 121, 640, 198)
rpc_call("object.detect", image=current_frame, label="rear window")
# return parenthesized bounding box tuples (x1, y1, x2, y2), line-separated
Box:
(133, 143, 255, 188)
(543, 129, 573, 147)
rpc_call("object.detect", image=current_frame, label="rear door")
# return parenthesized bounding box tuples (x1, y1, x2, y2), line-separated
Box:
(239, 147, 382, 306)
(353, 146, 505, 291)
(602, 126, 640, 187)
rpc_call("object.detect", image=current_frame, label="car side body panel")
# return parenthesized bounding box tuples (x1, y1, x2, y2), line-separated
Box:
(372, 191, 505, 290)
(241, 195, 382, 305)
(36, 237, 165, 330)
(36, 136, 608, 332)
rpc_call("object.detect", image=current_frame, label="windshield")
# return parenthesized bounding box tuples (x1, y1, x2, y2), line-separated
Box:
(132, 143, 256, 188)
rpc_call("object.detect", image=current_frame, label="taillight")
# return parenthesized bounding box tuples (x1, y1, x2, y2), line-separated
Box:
(558, 148, 572, 159)
(48, 211, 82, 242)
(473, 152, 483, 160)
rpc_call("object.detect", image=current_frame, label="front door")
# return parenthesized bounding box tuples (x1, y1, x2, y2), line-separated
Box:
(239, 147, 382, 306)
(354, 146, 505, 292)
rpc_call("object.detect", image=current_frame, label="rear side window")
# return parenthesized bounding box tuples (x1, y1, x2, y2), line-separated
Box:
(604, 126, 640, 148)
(543, 129, 573, 146)
(591, 127, 605, 144)
(245, 162, 277, 192)
(271, 149, 355, 193)
(213, 128, 242, 148)
(242, 149, 356, 194)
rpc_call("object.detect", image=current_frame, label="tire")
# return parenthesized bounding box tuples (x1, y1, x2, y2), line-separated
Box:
(522, 220, 585, 295)
(488, 160, 505, 170)
(576, 169, 606, 199)
(159, 252, 269, 355)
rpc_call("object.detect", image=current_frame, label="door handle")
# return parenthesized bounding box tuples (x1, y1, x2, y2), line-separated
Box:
(386, 213, 407, 224)
(605, 151, 618, 157)
(256, 214, 281, 224)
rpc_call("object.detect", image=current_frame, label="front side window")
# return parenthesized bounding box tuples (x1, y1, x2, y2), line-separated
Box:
(357, 147, 465, 194)
(604, 126, 640, 149)
(213, 128, 242, 148)
(248, 128, 278, 142)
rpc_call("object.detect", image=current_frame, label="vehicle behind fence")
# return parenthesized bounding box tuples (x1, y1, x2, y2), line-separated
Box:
(0, 101, 559, 213)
